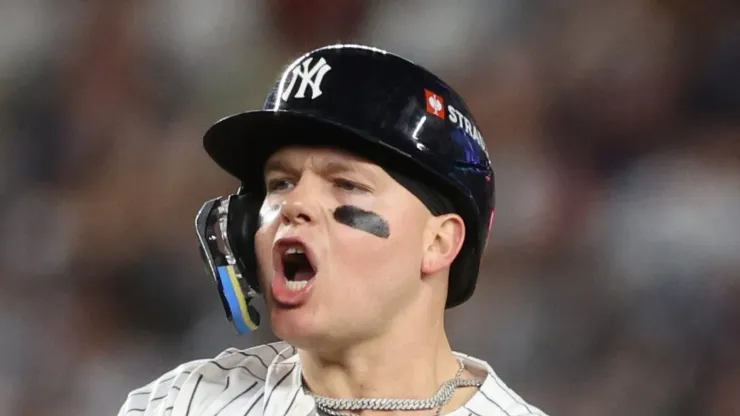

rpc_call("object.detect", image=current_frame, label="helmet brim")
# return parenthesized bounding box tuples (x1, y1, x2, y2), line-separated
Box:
(205, 110, 416, 191)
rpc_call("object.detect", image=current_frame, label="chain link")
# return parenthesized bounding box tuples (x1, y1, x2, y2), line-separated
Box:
(305, 359, 483, 416)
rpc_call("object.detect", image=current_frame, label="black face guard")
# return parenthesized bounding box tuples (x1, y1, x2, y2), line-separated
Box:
(195, 193, 262, 333)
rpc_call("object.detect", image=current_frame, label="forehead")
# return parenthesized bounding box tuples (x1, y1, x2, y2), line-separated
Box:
(264, 146, 378, 171)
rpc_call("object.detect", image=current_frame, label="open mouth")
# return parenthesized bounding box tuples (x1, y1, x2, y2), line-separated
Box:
(279, 243, 316, 291)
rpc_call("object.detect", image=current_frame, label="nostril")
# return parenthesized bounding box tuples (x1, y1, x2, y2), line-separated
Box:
(281, 208, 312, 224)
(280, 193, 318, 224)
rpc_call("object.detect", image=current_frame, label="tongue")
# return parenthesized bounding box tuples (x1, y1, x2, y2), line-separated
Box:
(293, 270, 315, 282)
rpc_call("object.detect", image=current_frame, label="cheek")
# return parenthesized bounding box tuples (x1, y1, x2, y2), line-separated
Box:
(328, 237, 421, 317)
(259, 201, 280, 226)
(255, 202, 280, 257)
(329, 213, 423, 287)
(254, 229, 272, 281)
(254, 211, 278, 287)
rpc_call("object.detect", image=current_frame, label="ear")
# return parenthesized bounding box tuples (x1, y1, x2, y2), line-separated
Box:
(421, 214, 466, 275)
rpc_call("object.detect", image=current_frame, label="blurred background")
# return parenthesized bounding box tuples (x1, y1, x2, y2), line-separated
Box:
(1, 0, 739, 415)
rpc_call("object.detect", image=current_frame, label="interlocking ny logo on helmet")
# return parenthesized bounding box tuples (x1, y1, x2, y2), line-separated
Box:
(280, 57, 333, 101)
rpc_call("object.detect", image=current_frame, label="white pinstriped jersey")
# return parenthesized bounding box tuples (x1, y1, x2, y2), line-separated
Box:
(117, 341, 548, 416)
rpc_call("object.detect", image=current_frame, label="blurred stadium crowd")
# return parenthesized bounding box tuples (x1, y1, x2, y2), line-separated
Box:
(1, 0, 739, 415)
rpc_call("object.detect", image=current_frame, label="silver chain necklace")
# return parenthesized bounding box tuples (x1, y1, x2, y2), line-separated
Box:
(304, 359, 483, 416)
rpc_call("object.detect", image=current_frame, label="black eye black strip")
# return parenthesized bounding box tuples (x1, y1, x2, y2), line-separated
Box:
(333, 205, 390, 239)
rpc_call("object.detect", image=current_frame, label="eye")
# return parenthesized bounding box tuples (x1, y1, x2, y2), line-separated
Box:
(266, 178, 295, 193)
(334, 178, 368, 192)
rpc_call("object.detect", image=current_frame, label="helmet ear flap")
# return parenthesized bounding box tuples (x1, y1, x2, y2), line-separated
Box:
(226, 191, 264, 294)
(195, 193, 263, 334)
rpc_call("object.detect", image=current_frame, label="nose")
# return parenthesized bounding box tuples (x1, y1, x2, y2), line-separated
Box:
(280, 176, 322, 226)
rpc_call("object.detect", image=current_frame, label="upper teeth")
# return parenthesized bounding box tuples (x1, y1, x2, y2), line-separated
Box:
(285, 246, 305, 255)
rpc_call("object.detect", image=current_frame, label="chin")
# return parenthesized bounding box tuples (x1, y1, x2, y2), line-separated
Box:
(271, 311, 379, 356)
(269, 305, 326, 348)
(270, 310, 359, 353)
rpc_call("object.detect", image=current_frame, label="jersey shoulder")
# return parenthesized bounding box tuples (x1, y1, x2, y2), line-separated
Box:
(454, 351, 550, 416)
(117, 341, 295, 416)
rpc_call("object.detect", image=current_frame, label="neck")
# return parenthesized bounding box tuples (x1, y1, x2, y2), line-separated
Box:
(299, 309, 459, 401)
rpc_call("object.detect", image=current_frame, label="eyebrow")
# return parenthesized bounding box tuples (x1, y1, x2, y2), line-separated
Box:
(263, 159, 296, 177)
(263, 157, 377, 180)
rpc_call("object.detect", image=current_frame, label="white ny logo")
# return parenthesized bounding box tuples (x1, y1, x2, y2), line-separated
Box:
(281, 57, 332, 101)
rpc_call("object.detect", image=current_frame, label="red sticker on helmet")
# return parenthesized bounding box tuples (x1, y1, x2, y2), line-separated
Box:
(424, 89, 445, 119)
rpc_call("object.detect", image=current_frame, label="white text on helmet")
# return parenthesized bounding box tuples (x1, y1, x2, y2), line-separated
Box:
(447, 105, 490, 161)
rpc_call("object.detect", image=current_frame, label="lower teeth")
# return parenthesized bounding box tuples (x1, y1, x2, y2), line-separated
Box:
(285, 280, 309, 291)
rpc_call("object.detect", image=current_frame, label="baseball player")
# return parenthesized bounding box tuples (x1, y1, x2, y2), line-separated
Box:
(118, 44, 548, 416)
